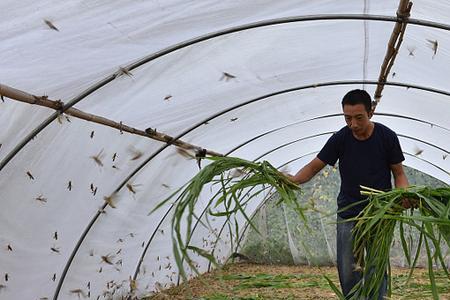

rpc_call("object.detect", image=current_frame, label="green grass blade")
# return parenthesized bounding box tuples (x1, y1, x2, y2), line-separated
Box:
(399, 220, 411, 266)
(324, 275, 345, 300)
(424, 237, 439, 300)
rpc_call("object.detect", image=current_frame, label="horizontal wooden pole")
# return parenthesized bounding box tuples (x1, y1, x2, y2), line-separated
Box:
(0, 83, 223, 157)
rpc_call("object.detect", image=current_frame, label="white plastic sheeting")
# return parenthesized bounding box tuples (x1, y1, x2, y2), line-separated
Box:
(0, 1, 449, 299)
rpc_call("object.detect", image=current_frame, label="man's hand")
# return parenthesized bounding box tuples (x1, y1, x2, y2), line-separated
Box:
(284, 173, 296, 183)
(282, 157, 326, 185)
(279, 170, 295, 182)
(401, 198, 419, 209)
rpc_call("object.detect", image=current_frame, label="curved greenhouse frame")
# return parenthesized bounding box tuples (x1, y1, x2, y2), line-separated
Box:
(1, 1, 449, 299)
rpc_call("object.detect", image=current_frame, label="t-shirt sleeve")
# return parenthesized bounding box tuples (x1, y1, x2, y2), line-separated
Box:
(387, 130, 405, 165)
(317, 132, 340, 166)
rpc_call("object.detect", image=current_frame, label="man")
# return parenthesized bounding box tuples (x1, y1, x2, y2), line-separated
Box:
(287, 89, 409, 299)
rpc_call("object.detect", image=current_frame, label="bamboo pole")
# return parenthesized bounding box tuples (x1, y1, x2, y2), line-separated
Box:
(0, 83, 223, 157)
(373, 0, 413, 111)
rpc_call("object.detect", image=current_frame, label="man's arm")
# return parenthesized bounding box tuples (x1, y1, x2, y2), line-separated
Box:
(390, 162, 409, 188)
(391, 162, 416, 208)
(288, 157, 326, 184)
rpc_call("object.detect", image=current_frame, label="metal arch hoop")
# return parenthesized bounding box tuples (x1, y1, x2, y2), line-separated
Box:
(229, 112, 450, 155)
(106, 80, 450, 198)
(53, 78, 450, 298)
(134, 112, 450, 282)
(206, 133, 450, 268)
(5, 13, 450, 174)
(130, 82, 450, 284)
(149, 129, 450, 282)
(232, 151, 450, 260)
(253, 132, 450, 162)
(208, 146, 450, 272)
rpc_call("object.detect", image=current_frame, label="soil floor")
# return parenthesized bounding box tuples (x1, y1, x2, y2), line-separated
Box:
(146, 263, 450, 299)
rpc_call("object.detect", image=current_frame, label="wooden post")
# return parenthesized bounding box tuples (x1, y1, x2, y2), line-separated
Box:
(373, 0, 413, 111)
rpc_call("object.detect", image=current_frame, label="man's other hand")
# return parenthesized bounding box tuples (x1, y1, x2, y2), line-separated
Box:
(401, 198, 419, 209)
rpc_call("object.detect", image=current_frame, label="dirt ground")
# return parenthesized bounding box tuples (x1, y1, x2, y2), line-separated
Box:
(146, 263, 450, 300)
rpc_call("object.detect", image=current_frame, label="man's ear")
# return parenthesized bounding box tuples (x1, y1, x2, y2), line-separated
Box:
(368, 111, 374, 119)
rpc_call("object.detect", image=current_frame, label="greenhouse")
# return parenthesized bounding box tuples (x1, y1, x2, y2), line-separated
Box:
(1, 0, 449, 299)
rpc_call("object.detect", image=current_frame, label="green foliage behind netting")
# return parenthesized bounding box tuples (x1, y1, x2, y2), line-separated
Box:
(239, 166, 447, 266)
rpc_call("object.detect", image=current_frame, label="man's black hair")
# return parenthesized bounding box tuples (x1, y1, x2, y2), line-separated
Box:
(341, 89, 372, 113)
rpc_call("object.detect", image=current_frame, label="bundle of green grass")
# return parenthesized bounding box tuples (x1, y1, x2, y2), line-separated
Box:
(338, 185, 450, 300)
(150, 156, 304, 279)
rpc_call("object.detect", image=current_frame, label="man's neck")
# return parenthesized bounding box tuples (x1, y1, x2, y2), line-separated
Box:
(353, 121, 374, 140)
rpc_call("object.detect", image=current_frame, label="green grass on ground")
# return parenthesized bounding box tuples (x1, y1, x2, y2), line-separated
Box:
(146, 263, 450, 299)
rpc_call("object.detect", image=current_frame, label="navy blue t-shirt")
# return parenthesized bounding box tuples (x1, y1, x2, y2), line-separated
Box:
(317, 122, 405, 219)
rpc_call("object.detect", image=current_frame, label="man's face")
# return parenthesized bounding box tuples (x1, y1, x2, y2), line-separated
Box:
(343, 104, 372, 134)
